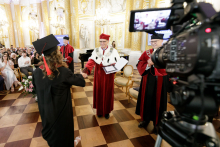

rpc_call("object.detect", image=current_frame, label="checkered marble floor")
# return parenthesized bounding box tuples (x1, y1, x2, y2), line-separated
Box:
(0, 63, 219, 147)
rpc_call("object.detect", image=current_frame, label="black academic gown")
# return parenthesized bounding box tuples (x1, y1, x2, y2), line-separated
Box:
(135, 67, 170, 126)
(69, 53, 74, 72)
(33, 66, 85, 147)
(135, 49, 171, 126)
(60, 44, 74, 73)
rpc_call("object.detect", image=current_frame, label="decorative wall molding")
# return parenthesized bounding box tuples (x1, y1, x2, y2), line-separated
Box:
(109, 22, 124, 50)
(107, 0, 126, 13)
(78, 0, 94, 15)
(80, 24, 90, 49)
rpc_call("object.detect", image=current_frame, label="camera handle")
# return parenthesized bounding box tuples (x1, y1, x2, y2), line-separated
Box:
(155, 134, 163, 147)
(154, 111, 220, 147)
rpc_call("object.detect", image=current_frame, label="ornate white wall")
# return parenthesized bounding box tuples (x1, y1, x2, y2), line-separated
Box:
(79, 19, 95, 49)
(76, 0, 127, 63)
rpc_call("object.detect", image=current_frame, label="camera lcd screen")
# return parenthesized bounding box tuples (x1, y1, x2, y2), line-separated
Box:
(129, 8, 171, 32)
(148, 30, 172, 46)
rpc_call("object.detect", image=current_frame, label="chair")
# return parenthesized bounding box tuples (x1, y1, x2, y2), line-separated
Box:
(114, 65, 133, 97)
(128, 79, 171, 104)
(18, 66, 33, 81)
(13, 68, 21, 81)
(128, 79, 141, 103)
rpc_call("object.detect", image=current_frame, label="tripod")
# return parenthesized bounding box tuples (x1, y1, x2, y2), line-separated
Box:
(154, 111, 220, 147)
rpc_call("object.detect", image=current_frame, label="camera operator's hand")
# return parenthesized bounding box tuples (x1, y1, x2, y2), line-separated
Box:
(148, 59, 154, 67)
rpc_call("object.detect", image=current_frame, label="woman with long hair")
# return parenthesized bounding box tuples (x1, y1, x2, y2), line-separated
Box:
(32, 35, 86, 147)
(0, 53, 23, 92)
(32, 52, 40, 68)
(10, 53, 18, 68)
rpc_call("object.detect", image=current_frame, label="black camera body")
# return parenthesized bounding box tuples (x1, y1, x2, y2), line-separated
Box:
(153, 22, 220, 78)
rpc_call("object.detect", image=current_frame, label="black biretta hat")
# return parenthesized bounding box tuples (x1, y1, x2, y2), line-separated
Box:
(63, 36, 69, 40)
(151, 33, 164, 40)
(32, 34, 59, 56)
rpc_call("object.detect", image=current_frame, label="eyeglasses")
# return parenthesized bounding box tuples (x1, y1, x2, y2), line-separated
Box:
(150, 40, 159, 44)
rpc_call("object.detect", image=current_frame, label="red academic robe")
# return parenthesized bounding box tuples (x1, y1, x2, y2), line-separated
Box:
(83, 50, 115, 116)
(135, 49, 169, 125)
(60, 44, 74, 72)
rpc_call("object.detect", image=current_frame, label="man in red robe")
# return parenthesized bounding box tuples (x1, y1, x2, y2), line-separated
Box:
(60, 36, 74, 72)
(135, 33, 170, 128)
(83, 33, 120, 119)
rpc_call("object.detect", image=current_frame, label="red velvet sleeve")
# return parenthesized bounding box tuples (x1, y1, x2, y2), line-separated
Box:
(83, 59, 96, 75)
(60, 46, 63, 52)
(137, 51, 150, 76)
(154, 68, 167, 76)
(66, 56, 73, 64)
(65, 46, 74, 64)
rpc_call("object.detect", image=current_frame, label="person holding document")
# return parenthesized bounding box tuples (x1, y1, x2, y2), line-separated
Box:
(83, 33, 120, 119)
(60, 36, 74, 73)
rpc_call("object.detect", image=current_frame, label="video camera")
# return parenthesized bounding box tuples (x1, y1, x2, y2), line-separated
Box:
(129, 0, 220, 146)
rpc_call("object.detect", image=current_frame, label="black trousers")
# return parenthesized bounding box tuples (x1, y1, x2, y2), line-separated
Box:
(20, 66, 33, 77)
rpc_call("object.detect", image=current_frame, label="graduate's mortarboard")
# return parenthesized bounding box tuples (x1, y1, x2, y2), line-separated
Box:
(63, 36, 69, 40)
(151, 33, 164, 40)
(32, 34, 59, 76)
(33, 34, 59, 56)
(100, 33, 110, 40)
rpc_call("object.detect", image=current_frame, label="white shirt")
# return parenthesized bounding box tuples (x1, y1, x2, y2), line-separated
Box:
(18, 56, 31, 68)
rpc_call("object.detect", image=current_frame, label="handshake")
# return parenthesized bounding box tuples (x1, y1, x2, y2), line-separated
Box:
(80, 69, 88, 78)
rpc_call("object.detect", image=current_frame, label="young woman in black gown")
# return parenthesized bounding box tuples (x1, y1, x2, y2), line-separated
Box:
(32, 34, 87, 147)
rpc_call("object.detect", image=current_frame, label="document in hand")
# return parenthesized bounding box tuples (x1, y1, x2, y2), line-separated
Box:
(103, 57, 129, 74)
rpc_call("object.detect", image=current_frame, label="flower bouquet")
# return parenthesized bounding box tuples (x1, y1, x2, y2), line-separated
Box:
(21, 76, 37, 100)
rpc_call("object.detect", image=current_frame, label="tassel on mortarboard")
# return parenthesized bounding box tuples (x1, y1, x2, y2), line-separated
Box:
(42, 43, 52, 76)
(42, 53, 52, 76)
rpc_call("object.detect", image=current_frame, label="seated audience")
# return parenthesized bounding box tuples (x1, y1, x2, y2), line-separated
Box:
(7, 50, 11, 57)
(11, 53, 18, 68)
(0, 53, 22, 92)
(10, 45, 14, 50)
(27, 48, 33, 58)
(0, 49, 3, 59)
(18, 51, 33, 77)
(32, 52, 40, 68)
(12, 48, 16, 53)
(17, 51, 22, 58)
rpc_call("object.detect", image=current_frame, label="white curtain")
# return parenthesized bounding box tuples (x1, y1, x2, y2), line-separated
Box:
(39, 22, 45, 39)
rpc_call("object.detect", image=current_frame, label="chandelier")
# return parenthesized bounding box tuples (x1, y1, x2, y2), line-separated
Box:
(0, 15, 9, 29)
(51, 17, 65, 29)
(94, 8, 110, 27)
(29, 13, 39, 34)
(51, 7, 65, 30)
